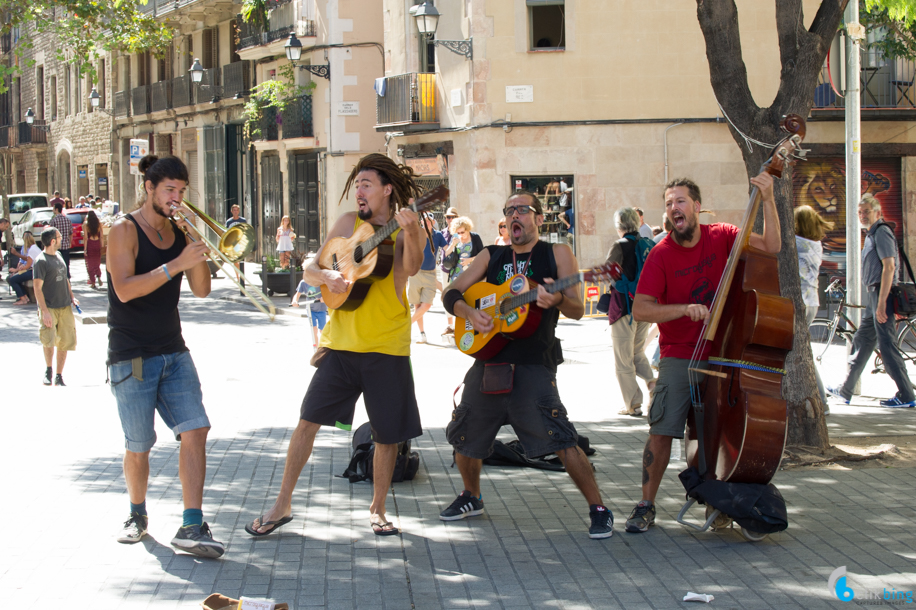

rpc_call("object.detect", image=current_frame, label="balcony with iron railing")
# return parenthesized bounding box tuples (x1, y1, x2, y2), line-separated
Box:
(0, 124, 13, 148)
(172, 75, 191, 108)
(812, 51, 916, 117)
(150, 80, 172, 112)
(222, 61, 251, 99)
(114, 90, 130, 118)
(18, 120, 48, 145)
(237, 3, 317, 60)
(281, 94, 314, 139)
(132, 85, 150, 116)
(194, 68, 220, 103)
(375, 73, 439, 132)
(254, 106, 279, 141)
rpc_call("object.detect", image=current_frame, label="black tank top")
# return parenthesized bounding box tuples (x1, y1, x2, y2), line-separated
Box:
(107, 214, 188, 363)
(484, 241, 560, 369)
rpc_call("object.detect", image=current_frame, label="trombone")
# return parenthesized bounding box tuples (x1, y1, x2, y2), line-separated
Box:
(171, 200, 277, 321)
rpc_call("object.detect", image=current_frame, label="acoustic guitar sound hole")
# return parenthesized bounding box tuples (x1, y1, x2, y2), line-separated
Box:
(354, 245, 364, 264)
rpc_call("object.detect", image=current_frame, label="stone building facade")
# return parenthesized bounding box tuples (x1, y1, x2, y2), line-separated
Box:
(378, 0, 916, 272)
(1, 26, 117, 204)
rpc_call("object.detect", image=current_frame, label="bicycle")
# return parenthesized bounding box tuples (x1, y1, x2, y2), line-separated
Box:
(808, 277, 916, 383)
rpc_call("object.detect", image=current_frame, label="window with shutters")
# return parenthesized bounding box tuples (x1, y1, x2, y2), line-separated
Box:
(64, 66, 71, 115)
(36, 66, 44, 120)
(138, 51, 149, 86)
(99, 59, 106, 108)
(201, 28, 219, 69)
(528, 0, 565, 50)
(50, 75, 57, 121)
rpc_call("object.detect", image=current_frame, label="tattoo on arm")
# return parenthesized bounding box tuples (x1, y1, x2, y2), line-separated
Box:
(642, 445, 654, 485)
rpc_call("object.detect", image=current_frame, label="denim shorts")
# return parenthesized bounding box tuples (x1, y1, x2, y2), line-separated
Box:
(110, 351, 210, 453)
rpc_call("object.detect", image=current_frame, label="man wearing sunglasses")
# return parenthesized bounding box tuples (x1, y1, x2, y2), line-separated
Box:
(439, 193, 615, 539)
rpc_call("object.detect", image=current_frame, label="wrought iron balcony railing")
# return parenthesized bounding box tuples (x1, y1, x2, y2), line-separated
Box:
(172, 76, 191, 108)
(132, 85, 150, 116)
(281, 94, 313, 139)
(255, 106, 279, 141)
(150, 80, 172, 112)
(114, 90, 130, 118)
(222, 61, 251, 98)
(375, 73, 439, 131)
(18, 120, 48, 145)
(813, 54, 916, 110)
(236, 12, 316, 51)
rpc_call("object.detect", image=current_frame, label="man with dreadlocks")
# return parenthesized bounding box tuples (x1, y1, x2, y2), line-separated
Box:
(245, 153, 425, 538)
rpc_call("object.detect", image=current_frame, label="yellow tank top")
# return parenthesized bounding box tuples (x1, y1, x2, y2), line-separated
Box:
(319, 218, 410, 356)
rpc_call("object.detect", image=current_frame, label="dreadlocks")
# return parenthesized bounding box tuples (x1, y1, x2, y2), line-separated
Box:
(340, 153, 424, 219)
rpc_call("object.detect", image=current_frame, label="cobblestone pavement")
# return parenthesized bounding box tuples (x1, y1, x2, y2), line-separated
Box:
(1, 263, 915, 609)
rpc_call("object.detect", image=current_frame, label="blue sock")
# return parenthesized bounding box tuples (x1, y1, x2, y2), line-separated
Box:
(183, 508, 203, 528)
(130, 501, 147, 517)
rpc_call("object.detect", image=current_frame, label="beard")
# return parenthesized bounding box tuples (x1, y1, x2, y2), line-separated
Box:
(357, 208, 372, 220)
(150, 192, 173, 218)
(670, 216, 697, 246)
(509, 220, 537, 245)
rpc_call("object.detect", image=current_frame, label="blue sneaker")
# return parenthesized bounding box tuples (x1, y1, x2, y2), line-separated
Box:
(826, 386, 850, 405)
(880, 397, 916, 408)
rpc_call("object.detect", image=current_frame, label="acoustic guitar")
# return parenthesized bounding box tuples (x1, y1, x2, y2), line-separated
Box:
(319, 185, 449, 311)
(455, 263, 615, 359)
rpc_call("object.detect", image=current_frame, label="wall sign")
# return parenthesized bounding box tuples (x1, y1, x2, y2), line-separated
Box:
(129, 138, 149, 176)
(337, 102, 360, 116)
(506, 85, 534, 103)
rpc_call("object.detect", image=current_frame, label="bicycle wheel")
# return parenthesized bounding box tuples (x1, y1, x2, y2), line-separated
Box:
(809, 318, 845, 363)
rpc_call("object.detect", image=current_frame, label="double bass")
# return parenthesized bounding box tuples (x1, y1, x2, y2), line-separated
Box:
(684, 114, 806, 485)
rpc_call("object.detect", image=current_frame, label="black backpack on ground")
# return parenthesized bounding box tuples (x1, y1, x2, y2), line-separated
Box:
(338, 422, 420, 483)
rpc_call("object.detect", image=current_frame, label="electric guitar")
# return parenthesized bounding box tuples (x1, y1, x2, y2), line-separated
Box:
(455, 263, 616, 359)
(319, 185, 449, 311)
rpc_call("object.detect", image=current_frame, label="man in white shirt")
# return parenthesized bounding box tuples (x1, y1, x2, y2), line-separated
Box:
(635, 208, 654, 239)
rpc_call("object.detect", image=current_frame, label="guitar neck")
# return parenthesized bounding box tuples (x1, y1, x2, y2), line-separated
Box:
(361, 217, 401, 254)
(501, 272, 583, 313)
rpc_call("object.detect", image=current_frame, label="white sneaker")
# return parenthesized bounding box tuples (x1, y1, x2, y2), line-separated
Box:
(417, 332, 427, 344)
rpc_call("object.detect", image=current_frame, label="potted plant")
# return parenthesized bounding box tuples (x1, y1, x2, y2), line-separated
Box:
(261, 254, 303, 296)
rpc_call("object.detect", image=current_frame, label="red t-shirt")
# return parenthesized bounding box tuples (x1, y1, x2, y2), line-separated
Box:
(636, 223, 739, 359)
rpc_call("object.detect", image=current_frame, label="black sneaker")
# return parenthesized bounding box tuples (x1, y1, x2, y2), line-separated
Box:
(625, 500, 656, 533)
(54, 374, 65, 387)
(588, 505, 614, 539)
(117, 513, 148, 544)
(43, 368, 52, 386)
(171, 523, 225, 558)
(439, 491, 484, 521)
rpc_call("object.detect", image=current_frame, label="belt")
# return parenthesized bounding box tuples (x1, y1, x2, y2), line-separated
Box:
(867, 284, 879, 293)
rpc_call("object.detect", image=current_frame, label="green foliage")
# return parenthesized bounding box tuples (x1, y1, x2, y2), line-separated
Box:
(0, 0, 173, 91)
(242, 62, 316, 139)
(240, 0, 268, 34)
(862, 0, 916, 59)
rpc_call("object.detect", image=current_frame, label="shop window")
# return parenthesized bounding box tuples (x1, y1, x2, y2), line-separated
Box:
(510, 175, 574, 251)
(528, 0, 565, 50)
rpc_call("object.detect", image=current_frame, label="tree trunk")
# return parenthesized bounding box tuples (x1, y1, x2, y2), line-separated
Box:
(696, 0, 849, 451)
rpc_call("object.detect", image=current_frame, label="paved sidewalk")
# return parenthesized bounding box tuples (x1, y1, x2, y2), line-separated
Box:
(1, 263, 915, 609)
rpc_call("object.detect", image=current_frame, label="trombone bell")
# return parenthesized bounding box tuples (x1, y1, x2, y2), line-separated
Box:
(219, 223, 256, 263)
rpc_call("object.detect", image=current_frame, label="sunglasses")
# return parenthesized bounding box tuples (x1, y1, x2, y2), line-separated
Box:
(498, 224, 507, 229)
(503, 204, 534, 216)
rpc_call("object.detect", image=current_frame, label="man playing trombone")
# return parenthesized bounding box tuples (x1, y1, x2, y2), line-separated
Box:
(106, 155, 225, 558)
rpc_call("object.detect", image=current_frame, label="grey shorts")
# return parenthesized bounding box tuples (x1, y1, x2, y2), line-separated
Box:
(648, 357, 709, 439)
(447, 363, 578, 460)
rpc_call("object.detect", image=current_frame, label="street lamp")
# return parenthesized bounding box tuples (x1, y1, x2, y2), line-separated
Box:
(89, 87, 115, 116)
(412, 1, 472, 61)
(284, 33, 330, 80)
(188, 58, 244, 102)
(24, 108, 51, 132)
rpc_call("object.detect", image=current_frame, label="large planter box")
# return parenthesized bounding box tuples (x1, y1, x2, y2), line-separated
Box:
(262, 271, 296, 295)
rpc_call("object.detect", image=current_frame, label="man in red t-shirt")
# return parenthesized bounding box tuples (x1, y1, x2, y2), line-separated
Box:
(623, 172, 781, 534)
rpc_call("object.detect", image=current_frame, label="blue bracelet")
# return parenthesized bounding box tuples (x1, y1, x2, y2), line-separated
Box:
(161, 264, 173, 281)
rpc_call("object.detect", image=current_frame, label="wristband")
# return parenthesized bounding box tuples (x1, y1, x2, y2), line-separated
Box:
(161, 264, 173, 281)
(443, 288, 464, 316)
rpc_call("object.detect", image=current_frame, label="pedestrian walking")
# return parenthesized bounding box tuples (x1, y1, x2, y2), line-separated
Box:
(49, 202, 73, 278)
(410, 213, 447, 343)
(83, 210, 104, 289)
(245, 153, 425, 538)
(442, 216, 483, 335)
(107, 154, 225, 557)
(33, 227, 78, 386)
(277, 215, 295, 269)
(827, 195, 915, 408)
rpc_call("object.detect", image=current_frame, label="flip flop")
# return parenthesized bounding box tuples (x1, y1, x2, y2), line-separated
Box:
(371, 521, 400, 536)
(245, 515, 293, 537)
